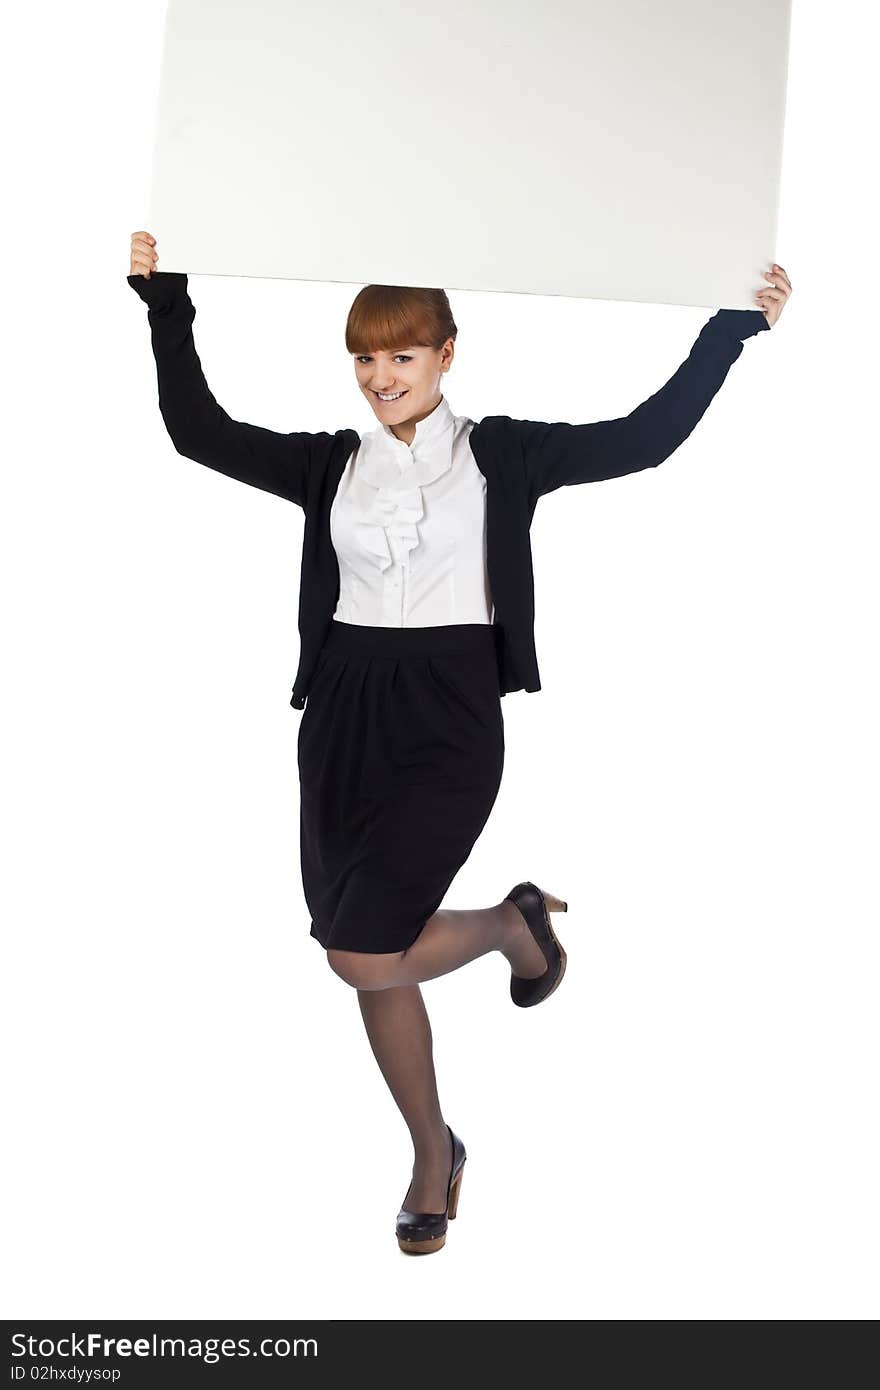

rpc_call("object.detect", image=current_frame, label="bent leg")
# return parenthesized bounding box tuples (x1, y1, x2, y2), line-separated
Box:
(327, 899, 546, 989)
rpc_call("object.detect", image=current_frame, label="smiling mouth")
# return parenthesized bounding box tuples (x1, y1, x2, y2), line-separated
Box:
(373, 389, 408, 402)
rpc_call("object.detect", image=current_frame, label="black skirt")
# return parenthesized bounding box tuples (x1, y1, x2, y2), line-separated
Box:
(298, 619, 505, 953)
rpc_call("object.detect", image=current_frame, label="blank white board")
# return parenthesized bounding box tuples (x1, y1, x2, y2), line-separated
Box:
(146, 0, 791, 309)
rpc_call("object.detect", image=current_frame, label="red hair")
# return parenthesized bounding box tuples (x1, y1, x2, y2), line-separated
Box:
(345, 285, 458, 356)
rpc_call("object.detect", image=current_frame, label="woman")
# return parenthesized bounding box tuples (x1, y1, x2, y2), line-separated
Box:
(127, 232, 791, 1253)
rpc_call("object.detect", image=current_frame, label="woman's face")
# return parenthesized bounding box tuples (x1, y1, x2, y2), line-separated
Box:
(353, 339, 455, 440)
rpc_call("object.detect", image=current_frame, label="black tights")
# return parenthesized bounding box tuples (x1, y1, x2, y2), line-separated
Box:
(340, 899, 548, 1214)
(357, 985, 452, 1214)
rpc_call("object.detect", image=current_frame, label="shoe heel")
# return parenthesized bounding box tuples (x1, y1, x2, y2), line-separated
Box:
(543, 891, 568, 913)
(447, 1164, 464, 1220)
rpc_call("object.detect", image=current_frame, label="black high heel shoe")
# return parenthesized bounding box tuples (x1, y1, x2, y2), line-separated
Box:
(396, 1125, 466, 1255)
(505, 881, 569, 1007)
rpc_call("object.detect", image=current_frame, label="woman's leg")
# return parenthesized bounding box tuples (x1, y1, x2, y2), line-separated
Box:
(357, 984, 453, 1212)
(328, 897, 547, 991)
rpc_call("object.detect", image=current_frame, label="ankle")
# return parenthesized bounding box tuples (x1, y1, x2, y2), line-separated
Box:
(413, 1123, 452, 1166)
(496, 898, 527, 960)
(496, 897, 548, 979)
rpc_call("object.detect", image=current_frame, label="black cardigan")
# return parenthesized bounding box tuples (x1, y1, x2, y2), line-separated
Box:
(127, 272, 770, 708)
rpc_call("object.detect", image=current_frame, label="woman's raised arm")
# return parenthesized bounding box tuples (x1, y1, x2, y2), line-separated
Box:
(520, 266, 791, 509)
(127, 231, 323, 509)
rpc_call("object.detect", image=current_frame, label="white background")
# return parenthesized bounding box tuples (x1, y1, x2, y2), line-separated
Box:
(2, 1, 877, 1320)
(147, 0, 789, 311)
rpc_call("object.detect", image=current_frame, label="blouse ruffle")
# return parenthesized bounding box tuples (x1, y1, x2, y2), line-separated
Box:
(353, 416, 455, 572)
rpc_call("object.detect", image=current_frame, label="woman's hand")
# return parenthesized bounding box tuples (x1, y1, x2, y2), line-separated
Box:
(755, 263, 792, 327)
(130, 230, 159, 278)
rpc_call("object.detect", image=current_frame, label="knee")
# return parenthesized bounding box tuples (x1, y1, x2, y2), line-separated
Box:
(326, 947, 404, 989)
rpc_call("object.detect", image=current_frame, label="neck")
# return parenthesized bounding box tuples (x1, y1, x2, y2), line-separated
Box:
(390, 393, 443, 447)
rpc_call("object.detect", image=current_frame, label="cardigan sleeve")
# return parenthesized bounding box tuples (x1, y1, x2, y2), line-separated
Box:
(522, 308, 771, 505)
(127, 270, 318, 508)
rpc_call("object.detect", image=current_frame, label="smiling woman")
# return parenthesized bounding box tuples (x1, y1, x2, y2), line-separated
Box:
(127, 228, 788, 1256)
(347, 284, 458, 446)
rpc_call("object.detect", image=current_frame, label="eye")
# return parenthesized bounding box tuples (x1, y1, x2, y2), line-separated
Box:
(356, 354, 413, 364)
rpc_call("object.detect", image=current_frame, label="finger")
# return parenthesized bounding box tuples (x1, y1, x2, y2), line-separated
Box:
(769, 264, 792, 290)
(756, 288, 785, 303)
(131, 231, 157, 245)
(762, 274, 791, 298)
(131, 235, 158, 257)
(130, 253, 155, 275)
(130, 244, 157, 264)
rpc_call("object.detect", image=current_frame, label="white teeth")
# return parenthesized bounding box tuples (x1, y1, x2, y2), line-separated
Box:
(376, 390, 406, 401)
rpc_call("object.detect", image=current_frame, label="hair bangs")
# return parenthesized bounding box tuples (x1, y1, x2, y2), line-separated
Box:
(345, 285, 458, 356)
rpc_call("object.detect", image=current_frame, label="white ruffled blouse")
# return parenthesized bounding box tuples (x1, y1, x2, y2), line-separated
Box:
(329, 394, 494, 627)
